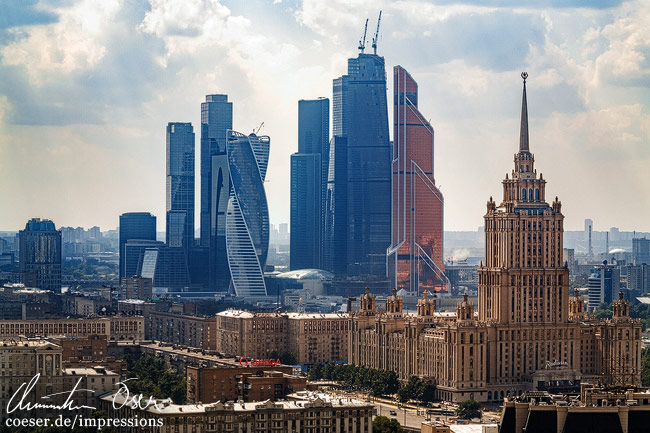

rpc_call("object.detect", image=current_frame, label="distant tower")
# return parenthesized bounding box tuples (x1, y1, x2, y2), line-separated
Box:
(225, 131, 270, 297)
(387, 66, 446, 295)
(585, 218, 593, 258)
(291, 98, 329, 270)
(19, 218, 62, 291)
(166, 122, 195, 254)
(119, 212, 156, 280)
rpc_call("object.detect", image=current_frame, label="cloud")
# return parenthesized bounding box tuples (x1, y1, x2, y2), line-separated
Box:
(0, 0, 649, 233)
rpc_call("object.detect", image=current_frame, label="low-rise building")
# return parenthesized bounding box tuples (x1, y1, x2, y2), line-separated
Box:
(186, 365, 302, 404)
(99, 391, 373, 433)
(0, 316, 145, 341)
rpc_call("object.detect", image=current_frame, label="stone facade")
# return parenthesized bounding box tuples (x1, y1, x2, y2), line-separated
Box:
(348, 75, 642, 403)
(216, 310, 349, 365)
(0, 316, 145, 341)
(100, 391, 373, 433)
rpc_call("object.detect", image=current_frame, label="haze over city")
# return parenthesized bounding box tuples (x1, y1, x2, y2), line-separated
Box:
(0, 0, 649, 233)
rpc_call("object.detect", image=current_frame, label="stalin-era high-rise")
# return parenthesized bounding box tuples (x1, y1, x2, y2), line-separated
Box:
(349, 73, 642, 402)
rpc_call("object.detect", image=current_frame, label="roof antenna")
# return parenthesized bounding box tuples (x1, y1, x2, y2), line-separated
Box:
(358, 18, 368, 53)
(371, 11, 382, 55)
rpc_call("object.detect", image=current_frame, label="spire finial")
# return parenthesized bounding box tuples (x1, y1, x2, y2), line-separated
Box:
(519, 72, 529, 152)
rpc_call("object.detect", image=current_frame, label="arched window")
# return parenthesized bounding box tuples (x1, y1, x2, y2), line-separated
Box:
(520, 165, 524, 172)
(535, 189, 540, 200)
(522, 189, 527, 200)
(529, 189, 533, 201)
(526, 165, 530, 172)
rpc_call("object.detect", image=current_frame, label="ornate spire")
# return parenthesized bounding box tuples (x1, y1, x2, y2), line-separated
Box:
(519, 72, 529, 152)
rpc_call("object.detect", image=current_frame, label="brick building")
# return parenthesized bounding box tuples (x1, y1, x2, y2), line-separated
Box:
(186, 365, 304, 403)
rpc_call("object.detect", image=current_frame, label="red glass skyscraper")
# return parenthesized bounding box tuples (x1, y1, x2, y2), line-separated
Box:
(387, 66, 447, 294)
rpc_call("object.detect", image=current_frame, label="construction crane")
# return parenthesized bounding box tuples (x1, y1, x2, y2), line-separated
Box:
(371, 10, 382, 55)
(253, 121, 264, 135)
(358, 18, 369, 53)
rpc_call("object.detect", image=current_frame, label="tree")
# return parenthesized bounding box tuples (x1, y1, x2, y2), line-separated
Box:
(308, 363, 323, 380)
(373, 416, 404, 433)
(457, 399, 482, 420)
(642, 348, 650, 387)
(123, 355, 186, 404)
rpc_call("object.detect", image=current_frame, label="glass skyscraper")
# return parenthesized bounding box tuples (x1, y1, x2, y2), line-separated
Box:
(19, 218, 62, 291)
(225, 131, 270, 298)
(119, 212, 156, 280)
(290, 98, 329, 270)
(326, 53, 391, 278)
(200, 95, 233, 290)
(387, 66, 446, 295)
(200, 94, 233, 248)
(166, 122, 195, 253)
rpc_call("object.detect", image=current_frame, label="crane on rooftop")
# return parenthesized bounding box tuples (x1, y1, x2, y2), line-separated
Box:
(253, 121, 264, 135)
(371, 10, 382, 55)
(358, 18, 369, 53)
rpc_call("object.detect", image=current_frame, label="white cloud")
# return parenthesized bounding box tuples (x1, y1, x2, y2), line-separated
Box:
(0, 0, 122, 86)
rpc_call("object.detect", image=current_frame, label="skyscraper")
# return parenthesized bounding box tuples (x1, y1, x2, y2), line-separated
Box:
(290, 98, 329, 270)
(225, 131, 270, 298)
(326, 51, 391, 278)
(387, 66, 446, 295)
(200, 94, 233, 248)
(19, 218, 61, 291)
(119, 212, 156, 280)
(166, 122, 195, 252)
(633, 237, 650, 265)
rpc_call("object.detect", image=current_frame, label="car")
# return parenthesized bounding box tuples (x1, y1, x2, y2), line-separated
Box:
(389, 410, 397, 416)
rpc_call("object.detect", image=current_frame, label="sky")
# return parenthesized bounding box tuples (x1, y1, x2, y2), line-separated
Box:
(0, 0, 649, 233)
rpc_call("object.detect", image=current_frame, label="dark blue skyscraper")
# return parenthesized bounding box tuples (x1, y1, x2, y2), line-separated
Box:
(119, 212, 156, 280)
(290, 98, 329, 270)
(19, 218, 62, 291)
(166, 122, 195, 253)
(200, 94, 233, 248)
(325, 52, 391, 278)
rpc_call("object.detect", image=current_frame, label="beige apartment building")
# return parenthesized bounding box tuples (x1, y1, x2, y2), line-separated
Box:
(147, 311, 218, 351)
(100, 391, 373, 433)
(216, 310, 349, 365)
(348, 76, 642, 403)
(0, 339, 119, 421)
(0, 316, 145, 341)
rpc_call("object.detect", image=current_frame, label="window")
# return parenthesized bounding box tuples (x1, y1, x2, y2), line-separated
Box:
(522, 189, 527, 200)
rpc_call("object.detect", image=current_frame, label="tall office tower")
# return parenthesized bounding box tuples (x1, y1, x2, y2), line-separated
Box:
(585, 218, 593, 258)
(290, 98, 330, 270)
(587, 262, 620, 311)
(118, 212, 156, 280)
(387, 66, 446, 295)
(19, 218, 62, 291)
(166, 122, 195, 253)
(200, 94, 233, 248)
(225, 131, 270, 298)
(326, 50, 391, 277)
(324, 136, 348, 275)
(633, 237, 650, 265)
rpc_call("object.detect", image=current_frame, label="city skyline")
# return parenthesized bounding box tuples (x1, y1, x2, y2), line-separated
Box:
(1, 0, 649, 233)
